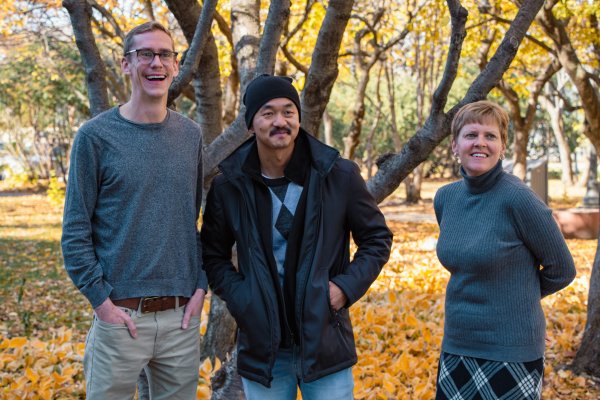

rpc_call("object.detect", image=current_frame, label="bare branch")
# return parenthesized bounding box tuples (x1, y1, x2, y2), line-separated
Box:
(88, 0, 125, 41)
(62, 0, 110, 116)
(281, 46, 309, 74)
(430, 0, 468, 115)
(203, 114, 250, 174)
(482, 12, 555, 54)
(214, 10, 233, 46)
(168, 0, 218, 105)
(301, 0, 355, 134)
(463, 0, 545, 105)
(281, 0, 316, 74)
(255, 0, 291, 75)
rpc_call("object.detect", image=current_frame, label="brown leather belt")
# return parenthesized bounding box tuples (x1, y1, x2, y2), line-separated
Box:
(112, 296, 189, 313)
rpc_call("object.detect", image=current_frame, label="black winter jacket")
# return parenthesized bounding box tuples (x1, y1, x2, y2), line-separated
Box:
(201, 130, 392, 387)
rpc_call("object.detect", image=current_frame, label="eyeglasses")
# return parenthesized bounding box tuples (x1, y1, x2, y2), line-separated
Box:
(125, 48, 178, 65)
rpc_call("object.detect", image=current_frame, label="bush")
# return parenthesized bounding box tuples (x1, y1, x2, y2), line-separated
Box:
(46, 175, 65, 207)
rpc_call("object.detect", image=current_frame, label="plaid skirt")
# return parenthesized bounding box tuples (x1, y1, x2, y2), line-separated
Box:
(435, 352, 543, 400)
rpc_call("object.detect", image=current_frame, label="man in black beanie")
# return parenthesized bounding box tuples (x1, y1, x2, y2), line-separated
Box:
(201, 74, 392, 399)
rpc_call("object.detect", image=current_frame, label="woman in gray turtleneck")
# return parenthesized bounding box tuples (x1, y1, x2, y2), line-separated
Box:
(433, 101, 576, 400)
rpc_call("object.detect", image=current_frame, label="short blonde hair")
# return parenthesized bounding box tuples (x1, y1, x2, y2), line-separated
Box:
(451, 100, 509, 147)
(123, 22, 174, 55)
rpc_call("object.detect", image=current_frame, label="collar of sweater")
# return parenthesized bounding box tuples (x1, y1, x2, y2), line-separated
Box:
(460, 160, 504, 195)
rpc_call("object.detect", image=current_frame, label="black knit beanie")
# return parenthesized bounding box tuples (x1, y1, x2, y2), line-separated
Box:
(243, 74, 301, 128)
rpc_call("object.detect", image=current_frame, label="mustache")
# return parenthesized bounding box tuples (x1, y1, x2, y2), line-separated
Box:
(269, 128, 291, 136)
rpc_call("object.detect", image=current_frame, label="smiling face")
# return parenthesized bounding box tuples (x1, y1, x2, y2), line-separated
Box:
(250, 98, 300, 153)
(121, 29, 179, 104)
(452, 120, 506, 177)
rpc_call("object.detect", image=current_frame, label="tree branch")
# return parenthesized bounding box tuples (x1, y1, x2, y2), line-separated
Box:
(430, 0, 467, 115)
(482, 12, 555, 54)
(281, 0, 315, 75)
(62, 0, 110, 116)
(213, 10, 233, 46)
(301, 0, 355, 135)
(167, 0, 217, 105)
(89, 0, 125, 41)
(255, 0, 291, 75)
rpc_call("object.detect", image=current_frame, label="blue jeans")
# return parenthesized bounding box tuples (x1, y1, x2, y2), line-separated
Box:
(241, 347, 354, 400)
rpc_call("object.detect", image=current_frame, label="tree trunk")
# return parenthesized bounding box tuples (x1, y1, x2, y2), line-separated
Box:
(365, 107, 382, 179)
(210, 350, 244, 400)
(404, 165, 423, 204)
(540, 89, 574, 188)
(62, 0, 110, 116)
(512, 124, 529, 181)
(578, 145, 592, 188)
(301, 0, 355, 135)
(384, 61, 402, 152)
(342, 71, 369, 159)
(200, 296, 237, 363)
(538, 2, 600, 153)
(165, 0, 224, 144)
(322, 109, 334, 146)
(571, 232, 600, 377)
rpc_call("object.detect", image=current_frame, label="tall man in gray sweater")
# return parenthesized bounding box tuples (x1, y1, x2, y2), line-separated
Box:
(61, 22, 206, 399)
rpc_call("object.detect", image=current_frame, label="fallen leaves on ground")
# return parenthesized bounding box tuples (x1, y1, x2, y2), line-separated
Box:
(1, 195, 599, 398)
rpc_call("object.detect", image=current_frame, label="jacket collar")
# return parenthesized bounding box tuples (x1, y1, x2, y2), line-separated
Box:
(219, 128, 339, 181)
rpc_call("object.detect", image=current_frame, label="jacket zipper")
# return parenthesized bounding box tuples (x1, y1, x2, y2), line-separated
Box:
(297, 176, 323, 379)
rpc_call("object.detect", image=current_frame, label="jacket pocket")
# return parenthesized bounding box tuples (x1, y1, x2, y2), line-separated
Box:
(224, 278, 252, 324)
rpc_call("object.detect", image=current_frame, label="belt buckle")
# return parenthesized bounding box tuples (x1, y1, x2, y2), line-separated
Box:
(141, 296, 161, 313)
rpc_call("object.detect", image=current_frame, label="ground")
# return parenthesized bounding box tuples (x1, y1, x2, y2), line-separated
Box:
(0, 179, 598, 399)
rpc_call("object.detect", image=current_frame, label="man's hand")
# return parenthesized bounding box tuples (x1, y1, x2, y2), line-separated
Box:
(182, 289, 206, 329)
(94, 298, 138, 338)
(329, 282, 347, 312)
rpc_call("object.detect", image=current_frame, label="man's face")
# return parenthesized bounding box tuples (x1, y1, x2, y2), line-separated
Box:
(250, 98, 300, 152)
(121, 30, 179, 103)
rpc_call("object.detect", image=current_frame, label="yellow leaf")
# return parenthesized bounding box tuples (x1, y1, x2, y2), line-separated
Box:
(39, 388, 53, 400)
(196, 384, 211, 399)
(388, 291, 397, 303)
(52, 371, 69, 385)
(405, 314, 418, 327)
(382, 377, 396, 393)
(25, 367, 39, 383)
(9, 337, 27, 348)
(200, 358, 213, 375)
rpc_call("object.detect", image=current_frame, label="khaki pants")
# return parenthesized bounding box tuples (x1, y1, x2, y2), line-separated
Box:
(84, 306, 200, 400)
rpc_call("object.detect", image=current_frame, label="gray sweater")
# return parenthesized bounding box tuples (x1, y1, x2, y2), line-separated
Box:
(61, 107, 207, 308)
(434, 161, 576, 362)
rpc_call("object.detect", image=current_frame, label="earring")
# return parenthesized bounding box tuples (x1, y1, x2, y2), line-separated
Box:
(500, 153, 505, 160)
(453, 152, 461, 164)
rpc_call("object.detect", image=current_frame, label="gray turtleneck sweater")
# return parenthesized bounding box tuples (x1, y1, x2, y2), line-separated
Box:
(434, 161, 576, 362)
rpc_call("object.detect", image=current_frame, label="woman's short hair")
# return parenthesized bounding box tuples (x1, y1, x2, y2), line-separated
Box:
(451, 100, 509, 147)
(123, 22, 174, 55)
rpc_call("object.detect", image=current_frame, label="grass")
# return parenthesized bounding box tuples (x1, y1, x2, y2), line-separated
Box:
(0, 194, 90, 341)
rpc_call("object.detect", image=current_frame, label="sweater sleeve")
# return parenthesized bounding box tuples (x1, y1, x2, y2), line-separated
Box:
(433, 186, 446, 225)
(330, 162, 393, 306)
(61, 130, 113, 308)
(194, 135, 208, 291)
(511, 187, 576, 297)
(201, 178, 245, 303)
